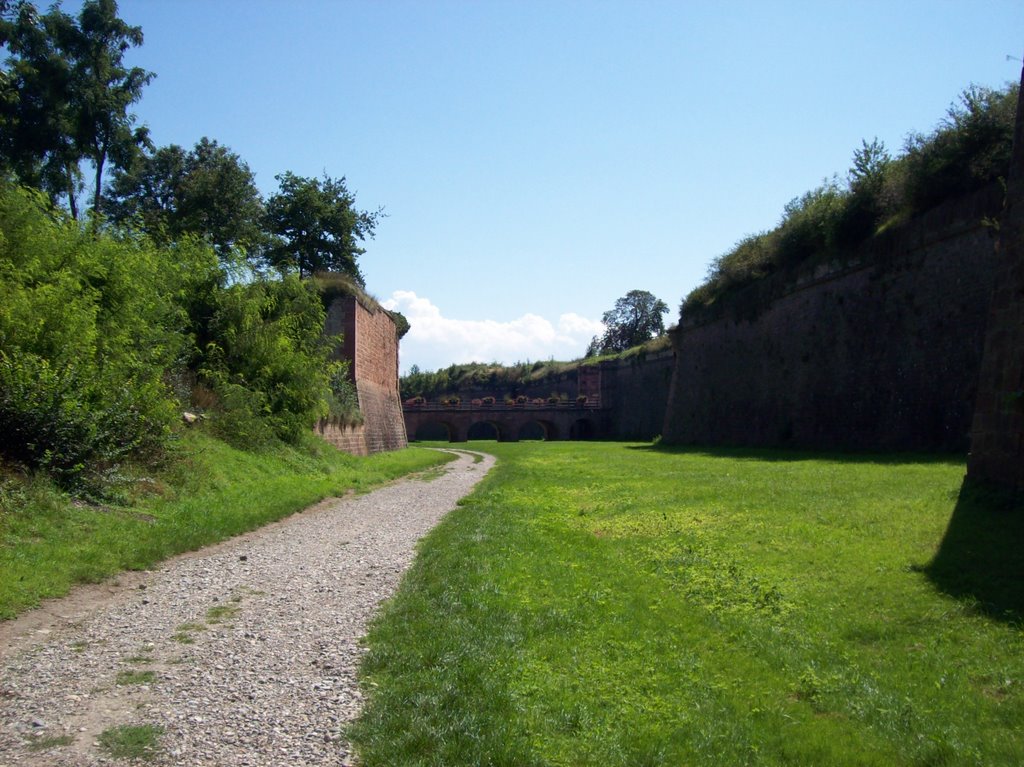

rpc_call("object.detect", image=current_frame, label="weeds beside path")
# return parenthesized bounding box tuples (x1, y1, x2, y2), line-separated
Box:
(0, 430, 452, 620)
(352, 442, 1024, 767)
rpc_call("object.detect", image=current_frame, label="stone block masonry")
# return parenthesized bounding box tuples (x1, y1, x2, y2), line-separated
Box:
(598, 349, 675, 440)
(315, 419, 371, 457)
(967, 64, 1024, 492)
(662, 184, 1004, 452)
(320, 293, 408, 455)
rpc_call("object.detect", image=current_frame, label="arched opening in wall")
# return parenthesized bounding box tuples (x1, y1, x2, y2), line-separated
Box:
(414, 421, 451, 442)
(467, 421, 499, 441)
(518, 420, 559, 441)
(517, 421, 547, 441)
(571, 418, 594, 440)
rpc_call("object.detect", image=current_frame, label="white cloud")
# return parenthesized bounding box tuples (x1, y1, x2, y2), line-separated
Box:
(382, 290, 605, 373)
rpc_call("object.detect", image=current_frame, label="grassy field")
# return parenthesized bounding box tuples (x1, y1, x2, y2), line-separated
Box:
(0, 430, 451, 619)
(351, 442, 1024, 767)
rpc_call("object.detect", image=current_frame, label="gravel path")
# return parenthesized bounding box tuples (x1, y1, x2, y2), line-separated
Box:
(0, 448, 493, 767)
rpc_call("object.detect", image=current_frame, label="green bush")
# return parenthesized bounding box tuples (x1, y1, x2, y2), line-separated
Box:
(901, 84, 1019, 214)
(199, 375, 277, 448)
(199, 274, 335, 445)
(704, 231, 778, 295)
(0, 350, 172, 485)
(326, 359, 362, 425)
(0, 184, 208, 490)
(0, 180, 363, 487)
(774, 179, 849, 268)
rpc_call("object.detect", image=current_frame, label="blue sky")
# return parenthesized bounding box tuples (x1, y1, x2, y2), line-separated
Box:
(114, 0, 1022, 373)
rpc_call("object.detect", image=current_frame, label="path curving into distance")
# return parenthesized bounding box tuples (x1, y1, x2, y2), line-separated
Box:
(0, 448, 494, 766)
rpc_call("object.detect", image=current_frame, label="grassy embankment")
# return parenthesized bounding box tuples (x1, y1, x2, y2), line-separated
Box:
(0, 430, 451, 620)
(351, 441, 1023, 767)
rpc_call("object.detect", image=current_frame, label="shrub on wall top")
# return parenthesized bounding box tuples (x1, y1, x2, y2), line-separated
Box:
(681, 82, 1019, 317)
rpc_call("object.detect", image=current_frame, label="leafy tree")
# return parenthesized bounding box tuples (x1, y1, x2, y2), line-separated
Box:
(104, 138, 265, 263)
(839, 137, 891, 243)
(102, 141, 186, 235)
(849, 137, 890, 190)
(1, 1, 83, 213)
(263, 171, 381, 282)
(71, 0, 153, 213)
(587, 290, 669, 356)
(0, 181, 217, 490)
(0, 0, 151, 216)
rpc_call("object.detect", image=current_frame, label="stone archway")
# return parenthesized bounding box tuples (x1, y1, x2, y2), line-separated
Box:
(517, 420, 560, 441)
(413, 421, 452, 441)
(467, 421, 500, 441)
(517, 421, 546, 440)
(571, 418, 595, 440)
(404, 402, 609, 444)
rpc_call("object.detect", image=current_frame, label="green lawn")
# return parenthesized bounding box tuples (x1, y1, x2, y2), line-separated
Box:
(0, 430, 451, 619)
(351, 442, 1024, 767)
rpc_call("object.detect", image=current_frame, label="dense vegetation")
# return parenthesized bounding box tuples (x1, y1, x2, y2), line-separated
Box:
(684, 83, 1019, 316)
(0, 182, 367, 496)
(0, 0, 399, 503)
(402, 360, 580, 402)
(1, 1, 384, 282)
(0, 184, 203, 491)
(352, 442, 1023, 766)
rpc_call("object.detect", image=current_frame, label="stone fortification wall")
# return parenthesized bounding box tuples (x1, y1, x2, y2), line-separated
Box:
(968, 66, 1024, 491)
(662, 185, 1003, 452)
(314, 420, 369, 457)
(597, 351, 675, 440)
(968, 229, 1024, 489)
(407, 350, 673, 442)
(322, 294, 408, 455)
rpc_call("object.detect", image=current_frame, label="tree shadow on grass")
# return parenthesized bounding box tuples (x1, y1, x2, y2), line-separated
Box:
(921, 480, 1024, 624)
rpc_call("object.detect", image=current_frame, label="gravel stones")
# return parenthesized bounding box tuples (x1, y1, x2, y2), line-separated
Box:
(0, 449, 493, 766)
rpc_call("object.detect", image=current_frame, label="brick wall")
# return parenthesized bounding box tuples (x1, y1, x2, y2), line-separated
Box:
(314, 419, 369, 457)
(320, 294, 408, 455)
(662, 185, 1003, 451)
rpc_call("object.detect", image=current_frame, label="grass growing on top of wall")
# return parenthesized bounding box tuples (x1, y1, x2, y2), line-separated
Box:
(0, 430, 451, 619)
(682, 82, 1018, 316)
(350, 442, 1023, 767)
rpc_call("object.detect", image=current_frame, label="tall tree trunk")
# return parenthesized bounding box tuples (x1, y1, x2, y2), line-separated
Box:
(92, 149, 106, 214)
(66, 163, 79, 220)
